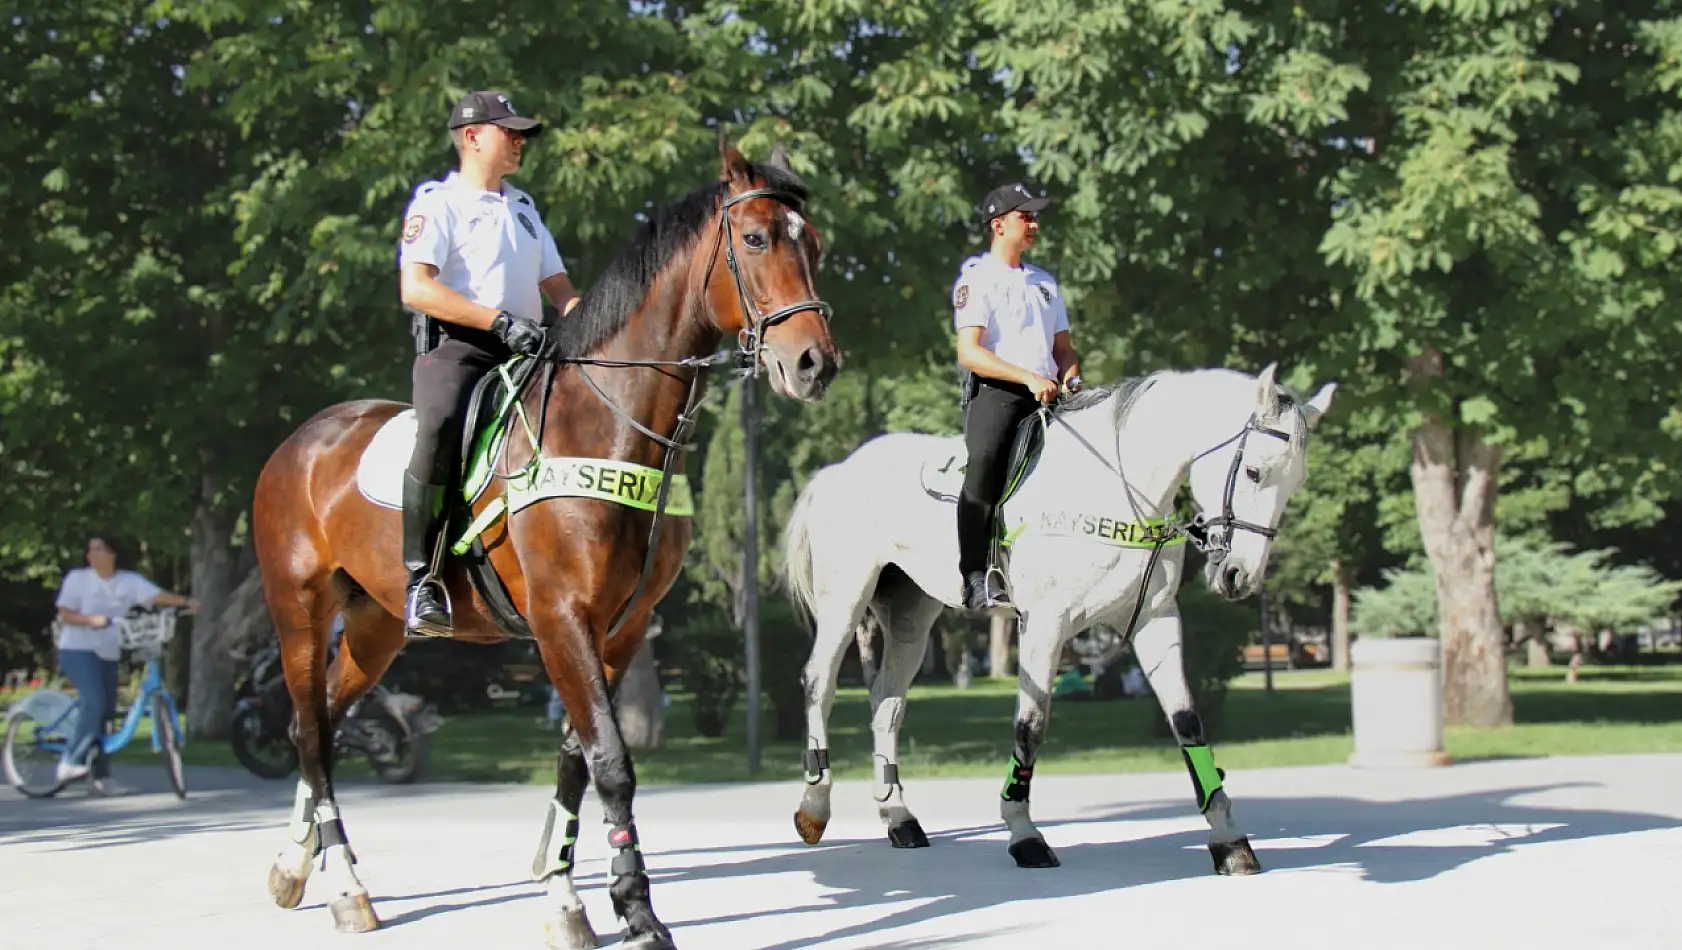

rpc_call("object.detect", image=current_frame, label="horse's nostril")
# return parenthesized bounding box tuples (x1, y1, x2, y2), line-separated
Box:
(797, 346, 831, 382)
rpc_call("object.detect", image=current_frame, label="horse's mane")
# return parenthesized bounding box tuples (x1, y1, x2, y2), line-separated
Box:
(1056, 367, 1308, 450)
(546, 160, 812, 361)
(1054, 371, 1170, 422)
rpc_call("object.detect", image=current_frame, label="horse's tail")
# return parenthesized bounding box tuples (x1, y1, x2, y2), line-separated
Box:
(780, 467, 827, 628)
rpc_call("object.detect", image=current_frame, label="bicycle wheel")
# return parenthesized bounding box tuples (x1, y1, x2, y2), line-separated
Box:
(151, 694, 187, 799)
(3, 707, 69, 799)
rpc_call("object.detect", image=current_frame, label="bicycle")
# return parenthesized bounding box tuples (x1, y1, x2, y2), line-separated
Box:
(2, 604, 187, 799)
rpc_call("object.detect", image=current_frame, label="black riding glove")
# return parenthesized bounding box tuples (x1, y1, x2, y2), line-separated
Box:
(490, 310, 545, 356)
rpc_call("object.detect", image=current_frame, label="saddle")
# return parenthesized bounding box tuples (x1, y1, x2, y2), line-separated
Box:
(354, 354, 696, 640)
(919, 409, 1049, 511)
(918, 402, 1181, 553)
(354, 356, 543, 638)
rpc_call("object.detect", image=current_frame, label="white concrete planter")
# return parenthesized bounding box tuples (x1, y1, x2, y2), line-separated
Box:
(1348, 636, 1452, 769)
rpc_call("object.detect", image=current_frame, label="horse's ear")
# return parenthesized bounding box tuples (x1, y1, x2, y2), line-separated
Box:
(1302, 381, 1338, 431)
(768, 142, 793, 172)
(719, 130, 751, 185)
(1254, 362, 1279, 406)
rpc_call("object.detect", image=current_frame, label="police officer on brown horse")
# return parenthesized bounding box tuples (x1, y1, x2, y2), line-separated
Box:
(396, 90, 580, 636)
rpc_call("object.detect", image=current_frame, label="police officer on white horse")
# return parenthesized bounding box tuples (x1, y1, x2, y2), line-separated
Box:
(951, 182, 1083, 612)
(396, 90, 580, 636)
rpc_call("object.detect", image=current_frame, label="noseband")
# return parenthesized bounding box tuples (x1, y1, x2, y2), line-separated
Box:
(710, 186, 835, 374)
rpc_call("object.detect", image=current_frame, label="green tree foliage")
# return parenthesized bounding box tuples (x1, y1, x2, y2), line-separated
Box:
(967, 0, 1682, 726)
(5, 0, 1681, 742)
(1352, 536, 1682, 639)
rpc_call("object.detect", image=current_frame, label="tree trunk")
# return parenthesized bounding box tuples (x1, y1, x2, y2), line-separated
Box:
(226, 569, 273, 656)
(989, 613, 1014, 679)
(186, 476, 242, 740)
(1331, 558, 1352, 672)
(1516, 617, 1551, 667)
(1408, 350, 1512, 728)
(616, 637, 664, 750)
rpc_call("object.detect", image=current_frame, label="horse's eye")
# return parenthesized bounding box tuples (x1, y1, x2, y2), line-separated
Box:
(1245, 466, 1262, 484)
(744, 231, 768, 250)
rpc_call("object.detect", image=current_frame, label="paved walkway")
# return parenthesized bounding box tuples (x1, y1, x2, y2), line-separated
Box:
(4, 753, 1680, 950)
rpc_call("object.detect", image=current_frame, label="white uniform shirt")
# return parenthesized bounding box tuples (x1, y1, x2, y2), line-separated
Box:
(398, 171, 567, 324)
(951, 252, 1069, 381)
(55, 568, 162, 660)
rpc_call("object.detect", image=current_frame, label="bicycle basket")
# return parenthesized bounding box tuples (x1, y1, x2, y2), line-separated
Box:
(116, 610, 177, 659)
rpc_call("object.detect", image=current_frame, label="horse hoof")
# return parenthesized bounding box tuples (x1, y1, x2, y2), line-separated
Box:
(329, 892, 381, 933)
(618, 929, 677, 950)
(1007, 837, 1060, 869)
(267, 864, 307, 910)
(793, 809, 829, 846)
(1210, 837, 1263, 876)
(887, 818, 930, 849)
(544, 907, 601, 950)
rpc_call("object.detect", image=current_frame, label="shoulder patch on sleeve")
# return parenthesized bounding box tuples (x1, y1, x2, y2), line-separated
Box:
(955, 283, 970, 308)
(1038, 282, 1053, 304)
(518, 194, 533, 206)
(402, 214, 427, 244)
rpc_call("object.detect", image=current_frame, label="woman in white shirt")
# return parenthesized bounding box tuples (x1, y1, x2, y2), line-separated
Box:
(53, 534, 199, 795)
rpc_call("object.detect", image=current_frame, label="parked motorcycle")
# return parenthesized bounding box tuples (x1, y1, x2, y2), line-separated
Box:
(230, 640, 443, 784)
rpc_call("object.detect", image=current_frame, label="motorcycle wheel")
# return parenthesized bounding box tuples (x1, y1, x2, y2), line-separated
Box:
(229, 703, 300, 780)
(361, 708, 429, 785)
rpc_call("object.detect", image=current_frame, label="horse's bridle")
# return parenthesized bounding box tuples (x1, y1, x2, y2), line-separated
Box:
(521, 182, 834, 643)
(709, 186, 835, 373)
(1049, 406, 1297, 670)
(1182, 413, 1294, 560)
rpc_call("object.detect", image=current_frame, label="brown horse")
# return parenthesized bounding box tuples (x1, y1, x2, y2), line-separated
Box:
(249, 136, 840, 950)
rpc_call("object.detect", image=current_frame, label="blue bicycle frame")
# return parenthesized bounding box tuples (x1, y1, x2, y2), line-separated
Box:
(31, 657, 187, 759)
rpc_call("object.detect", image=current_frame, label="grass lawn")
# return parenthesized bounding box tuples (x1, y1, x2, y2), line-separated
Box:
(112, 664, 1682, 786)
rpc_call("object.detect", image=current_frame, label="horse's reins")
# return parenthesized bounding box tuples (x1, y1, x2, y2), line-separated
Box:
(1039, 400, 1294, 661)
(491, 184, 833, 643)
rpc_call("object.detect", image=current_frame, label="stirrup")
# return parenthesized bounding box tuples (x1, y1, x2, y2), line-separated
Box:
(983, 565, 1013, 607)
(405, 523, 454, 636)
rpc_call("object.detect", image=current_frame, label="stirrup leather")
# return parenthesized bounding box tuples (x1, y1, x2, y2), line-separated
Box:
(405, 523, 454, 634)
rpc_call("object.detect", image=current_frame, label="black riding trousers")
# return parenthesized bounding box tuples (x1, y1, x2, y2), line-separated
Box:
(408, 332, 511, 484)
(957, 377, 1039, 576)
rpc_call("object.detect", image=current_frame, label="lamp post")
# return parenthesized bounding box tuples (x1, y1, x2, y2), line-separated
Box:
(741, 377, 762, 774)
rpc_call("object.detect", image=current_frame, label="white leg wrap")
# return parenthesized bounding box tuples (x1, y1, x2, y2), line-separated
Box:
(531, 799, 581, 882)
(312, 801, 365, 896)
(287, 779, 316, 846)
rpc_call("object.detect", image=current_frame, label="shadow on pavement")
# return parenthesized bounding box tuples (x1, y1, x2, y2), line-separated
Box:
(6, 767, 1679, 950)
(599, 781, 1681, 949)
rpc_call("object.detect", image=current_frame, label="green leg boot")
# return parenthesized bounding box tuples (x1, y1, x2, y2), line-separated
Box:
(402, 472, 453, 636)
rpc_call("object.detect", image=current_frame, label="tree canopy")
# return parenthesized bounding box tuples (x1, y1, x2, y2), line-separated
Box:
(3, 0, 1679, 729)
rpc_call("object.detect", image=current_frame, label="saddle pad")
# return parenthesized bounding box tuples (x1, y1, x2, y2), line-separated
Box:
(918, 410, 1044, 507)
(919, 450, 968, 504)
(356, 410, 495, 511)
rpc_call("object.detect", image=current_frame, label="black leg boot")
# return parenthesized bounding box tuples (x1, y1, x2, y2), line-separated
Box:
(960, 503, 1012, 612)
(402, 472, 453, 636)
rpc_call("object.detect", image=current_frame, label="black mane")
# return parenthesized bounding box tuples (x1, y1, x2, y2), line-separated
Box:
(545, 161, 812, 361)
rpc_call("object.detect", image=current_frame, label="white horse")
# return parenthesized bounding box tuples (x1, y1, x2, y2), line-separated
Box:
(780, 363, 1334, 873)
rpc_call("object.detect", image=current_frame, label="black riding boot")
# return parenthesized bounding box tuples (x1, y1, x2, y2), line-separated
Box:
(960, 503, 1012, 612)
(963, 569, 1012, 612)
(402, 472, 452, 635)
